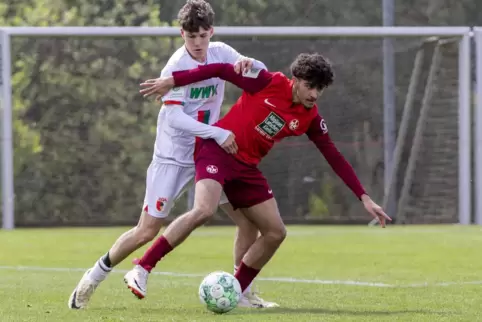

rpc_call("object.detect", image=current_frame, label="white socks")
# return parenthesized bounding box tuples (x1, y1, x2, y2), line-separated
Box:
(89, 258, 112, 283)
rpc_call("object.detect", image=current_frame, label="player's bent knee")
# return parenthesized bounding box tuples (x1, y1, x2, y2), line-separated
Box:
(135, 226, 159, 244)
(264, 226, 287, 246)
(190, 205, 216, 226)
(135, 212, 166, 244)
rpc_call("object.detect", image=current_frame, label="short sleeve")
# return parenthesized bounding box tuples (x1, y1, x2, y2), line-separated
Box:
(215, 42, 243, 65)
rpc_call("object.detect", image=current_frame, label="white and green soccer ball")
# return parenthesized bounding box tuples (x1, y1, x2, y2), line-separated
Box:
(198, 271, 242, 314)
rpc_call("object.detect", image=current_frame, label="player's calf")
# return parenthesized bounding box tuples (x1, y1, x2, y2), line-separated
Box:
(68, 212, 165, 309)
(234, 198, 286, 292)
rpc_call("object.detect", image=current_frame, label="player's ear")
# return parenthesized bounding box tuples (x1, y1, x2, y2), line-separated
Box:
(292, 77, 299, 86)
(209, 27, 214, 38)
(180, 29, 185, 40)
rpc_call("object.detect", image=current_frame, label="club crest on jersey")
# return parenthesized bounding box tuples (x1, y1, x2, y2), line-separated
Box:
(289, 119, 299, 130)
(156, 197, 167, 212)
(206, 165, 218, 174)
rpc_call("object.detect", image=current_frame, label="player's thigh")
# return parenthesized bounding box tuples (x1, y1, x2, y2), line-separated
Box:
(144, 162, 195, 219)
(194, 140, 234, 214)
(220, 202, 257, 232)
(223, 170, 284, 238)
(223, 167, 274, 211)
(242, 198, 286, 242)
(193, 179, 224, 216)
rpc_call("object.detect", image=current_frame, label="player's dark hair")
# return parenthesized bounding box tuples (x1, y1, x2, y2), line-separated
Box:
(290, 53, 334, 90)
(178, 0, 215, 33)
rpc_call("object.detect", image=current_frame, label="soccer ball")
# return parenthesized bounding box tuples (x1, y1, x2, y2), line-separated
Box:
(198, 271, 242, 314)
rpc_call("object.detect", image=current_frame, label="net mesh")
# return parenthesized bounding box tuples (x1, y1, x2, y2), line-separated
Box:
(5, 35, 460, 226)
(397, 40, 460, 224)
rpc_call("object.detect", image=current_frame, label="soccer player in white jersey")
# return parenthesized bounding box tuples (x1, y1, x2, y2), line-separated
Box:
(68, 0, 278, 310)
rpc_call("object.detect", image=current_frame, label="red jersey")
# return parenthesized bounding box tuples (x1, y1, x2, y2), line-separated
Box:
(173, 63, 367, 199)
(215, 72, 319, 165)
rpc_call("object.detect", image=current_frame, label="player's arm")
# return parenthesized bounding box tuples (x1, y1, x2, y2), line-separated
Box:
(160, 87, 233, 150)
(156, 63, 236, 153)
(172, 63, 272, 94)
(305, 114, 367, 200)
(305, 114, 391, 226)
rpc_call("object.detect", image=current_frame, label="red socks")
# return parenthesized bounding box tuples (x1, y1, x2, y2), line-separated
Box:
(137, 237, 260, 290)
(138, 236, 173, 272)
(234, 261, 260, 292)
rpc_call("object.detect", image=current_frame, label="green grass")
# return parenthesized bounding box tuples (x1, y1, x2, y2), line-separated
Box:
(1, 225, 482, 321)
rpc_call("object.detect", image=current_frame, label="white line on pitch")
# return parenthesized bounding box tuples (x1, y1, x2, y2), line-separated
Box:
(1, 265, 480, 288)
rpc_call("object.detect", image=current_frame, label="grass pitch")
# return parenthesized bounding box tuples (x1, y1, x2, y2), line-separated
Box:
(1, 225, 482, 321)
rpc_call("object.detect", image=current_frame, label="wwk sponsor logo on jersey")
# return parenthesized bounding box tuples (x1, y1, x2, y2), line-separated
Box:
(190, 85, 218, 99)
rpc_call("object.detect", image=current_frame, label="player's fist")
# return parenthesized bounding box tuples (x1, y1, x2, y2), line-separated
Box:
(361, 195, 391, 228)
(221, 132, 238, 154)
(234, 57, 254, 74)
(139, 76, 175, 101)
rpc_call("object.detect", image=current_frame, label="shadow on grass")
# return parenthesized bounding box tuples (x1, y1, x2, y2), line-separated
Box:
(228, 307, 457, 317)
(92, 306, 457, 318)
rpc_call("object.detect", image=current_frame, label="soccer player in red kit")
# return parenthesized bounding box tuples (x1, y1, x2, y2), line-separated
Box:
(131, 53, 391, 297)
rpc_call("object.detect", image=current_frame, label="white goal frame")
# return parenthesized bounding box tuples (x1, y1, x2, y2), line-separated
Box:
(0, 26, 472, 229)
(473, 27, 482, 226)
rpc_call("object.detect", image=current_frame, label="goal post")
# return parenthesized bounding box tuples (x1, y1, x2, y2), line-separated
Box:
(474, 27, 482, 225)
(0, 26, 472, 229)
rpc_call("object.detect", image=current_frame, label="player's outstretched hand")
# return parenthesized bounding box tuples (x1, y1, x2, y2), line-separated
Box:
(361, 195, 392, 228)
(234, 57, 254, 74)
(139, 76, 175, 101)
(221, 132, 238, 154)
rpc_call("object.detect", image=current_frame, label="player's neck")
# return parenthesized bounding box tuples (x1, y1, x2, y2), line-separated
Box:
(186, 48, 207, 63)
(291, 85, 301, 104)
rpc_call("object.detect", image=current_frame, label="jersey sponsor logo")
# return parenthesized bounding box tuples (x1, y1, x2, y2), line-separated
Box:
(206, 165, 218, 174)
(289, 119, 299, 130)
(320, 119, 328, 134)
(165, 86, 186, 100)
(255, 112, 286, 139)
(156, 197, 167, 212)
(189, 84, 218, 99)
(264, 98, 276, 108)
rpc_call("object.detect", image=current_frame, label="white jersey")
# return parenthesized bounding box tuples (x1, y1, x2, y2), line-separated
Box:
(153, 42, 259, 167)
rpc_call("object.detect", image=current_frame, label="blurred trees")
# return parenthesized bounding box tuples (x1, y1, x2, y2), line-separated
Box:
(1, 0, 478, 225)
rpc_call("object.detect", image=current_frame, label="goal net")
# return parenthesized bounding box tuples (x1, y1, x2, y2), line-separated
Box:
(1, 29, 467, 226)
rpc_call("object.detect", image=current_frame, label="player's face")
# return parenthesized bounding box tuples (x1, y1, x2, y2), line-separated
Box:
(181, 27, 213, 62)
(293, 78, 324, 109)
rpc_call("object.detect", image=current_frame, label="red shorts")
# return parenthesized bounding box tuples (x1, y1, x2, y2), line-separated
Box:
(195, 139, 273, 209)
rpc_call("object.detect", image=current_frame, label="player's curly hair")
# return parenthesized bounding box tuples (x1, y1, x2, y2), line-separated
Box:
(290, 53, 334, 90)
(178, 0, 215, 33)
